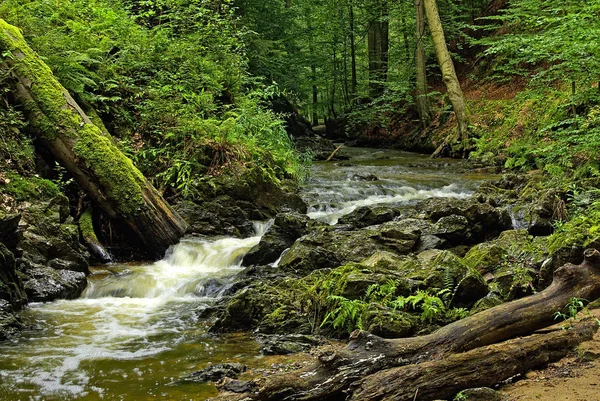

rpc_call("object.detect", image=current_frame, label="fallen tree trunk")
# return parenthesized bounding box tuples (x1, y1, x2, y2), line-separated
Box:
(211, 248, 600, 400)
(0, 20, 187, 258)
(350, 319, 598, 401)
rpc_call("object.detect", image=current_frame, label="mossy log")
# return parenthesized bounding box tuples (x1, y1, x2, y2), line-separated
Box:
(210, 249, 600, 401)
(0, 20, 187, 258)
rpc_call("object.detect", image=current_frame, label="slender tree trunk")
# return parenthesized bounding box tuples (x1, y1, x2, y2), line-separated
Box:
(400, 11, 411, 63)
(307, 16, 319, 126)
(349, 1, 358, 99)
(423, 0, 470, 156)
(415, 0, 431, 129)
(330, 44, 337, 118)
(368, 1, 389, 99)
(0, 20, 187, 258)
(311, 65, 319, 125)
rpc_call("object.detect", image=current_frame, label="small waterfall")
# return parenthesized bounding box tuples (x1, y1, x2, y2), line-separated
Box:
(0, 224, 269, 400)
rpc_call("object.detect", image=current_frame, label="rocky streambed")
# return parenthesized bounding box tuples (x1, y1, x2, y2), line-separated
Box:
(0, 147, 577, 400)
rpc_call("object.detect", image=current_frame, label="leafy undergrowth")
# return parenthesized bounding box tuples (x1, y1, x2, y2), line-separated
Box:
(0, 0, 306, 201)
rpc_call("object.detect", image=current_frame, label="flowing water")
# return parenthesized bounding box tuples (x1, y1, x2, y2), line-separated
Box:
(304, 147, 489, 224)
(0, 148, 494, 401)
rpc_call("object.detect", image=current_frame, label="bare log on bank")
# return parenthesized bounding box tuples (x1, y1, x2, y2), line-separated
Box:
(211, 248, 600, 401)
(0, 20, 187, 258)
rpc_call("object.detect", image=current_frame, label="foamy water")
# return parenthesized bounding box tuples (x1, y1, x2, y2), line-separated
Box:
(0, 222, 270, 400)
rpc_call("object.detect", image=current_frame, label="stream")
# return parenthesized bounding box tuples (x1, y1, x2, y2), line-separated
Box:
(0, 148, 492, 401)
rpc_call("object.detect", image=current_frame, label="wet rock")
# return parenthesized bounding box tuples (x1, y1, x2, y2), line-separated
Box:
(0, 300, 22, 341)
(416, 234, 445, 252)
(457, 387, 504, 401)
(243, 212, 310, 266)
(186, 363, 247, 382)
(257, 334, 327, 355)
(294, 136, 343, 160)
(174, 198, 255, 238)
(415, 197, 512, 243)
(220, 378, 258, 393)
(21, 263, 86, 302)
(278, 220, 421, 275)
(363, 305, 417, 338)
(338, 205, 403, 229)
(351, 173, 378, 181)
(432, 214, 469, 242)
(0, 243, 27, 310)
(0, 212, 20, 249)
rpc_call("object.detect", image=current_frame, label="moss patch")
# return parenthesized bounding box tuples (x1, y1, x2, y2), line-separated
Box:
(1, 172, 60, 201)
(0, 20, 82, 140)
(74, 124, 145, 217)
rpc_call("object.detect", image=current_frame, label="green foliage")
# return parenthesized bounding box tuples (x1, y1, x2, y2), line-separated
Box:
(453, 391, 468, 401)
(477, 1, 600, 86)
(0, 0, 304, 199)
(553, 297, 600, 329)
(320, 278, 468, 335)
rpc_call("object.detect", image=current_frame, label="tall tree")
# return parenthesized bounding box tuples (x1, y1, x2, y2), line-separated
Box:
(423, 0, 469, 156)
(414, 0, 431, 128)
(348, 0, 358, 99)
(367, 0, 389, 98)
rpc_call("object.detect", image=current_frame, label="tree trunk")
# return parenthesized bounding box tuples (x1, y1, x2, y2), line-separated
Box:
(423, 0, 469, 156)
(349, 1, 357, 100)
(210, 248, 600, 401)
(415, 0, 431, 129)
(0, 20, 187, 258)
(350, 319, 598, 401)
(368, 1, 389, 99)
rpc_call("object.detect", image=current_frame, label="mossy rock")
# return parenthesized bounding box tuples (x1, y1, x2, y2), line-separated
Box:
(363, 304, 418, 338)
(279, 221, 421, 275)
(471, 293, 504, 314)
(337, 205, 403, 229)
(463, 229, 534, 274)
(243, 211, 310, 266)
(463, 242, 506, 275)
(0, 243, 27, 309)
(492, 265, 538, 300)
(0, 172, 60, 202)
(421, 250, 488, 306)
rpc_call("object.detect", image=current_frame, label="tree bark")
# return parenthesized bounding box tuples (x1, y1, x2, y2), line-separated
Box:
(367, 0, 389, 99)
(423, 0, 469, 156)
(415, 0, 431, 129)
(350, 319, 598, 401)
(348, 0, 357, 100)
(0, 20, 187, 258)
(210, 248, 600, 401)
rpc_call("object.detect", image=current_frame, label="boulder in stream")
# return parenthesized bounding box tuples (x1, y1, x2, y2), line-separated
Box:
(243, 212, 310, 266)
(186, 363, 247, 382)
